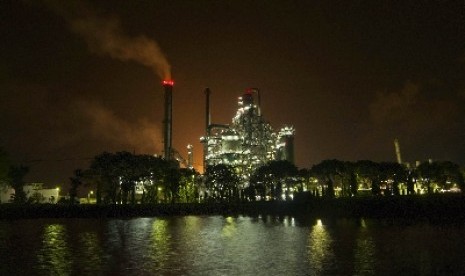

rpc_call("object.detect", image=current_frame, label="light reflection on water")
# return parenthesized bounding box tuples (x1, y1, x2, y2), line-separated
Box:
(148, 218, 171, 272)
(76, 232, 104, 273)
(354, 219, 375, 275)
(37, 224, 71, 275)
(0, 217, 465, 275)
(307, 219, 334, 274)
(222, 216, 237, 237)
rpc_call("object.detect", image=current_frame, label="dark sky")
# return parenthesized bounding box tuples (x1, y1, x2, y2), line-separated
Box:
(1, 0, 465, 187)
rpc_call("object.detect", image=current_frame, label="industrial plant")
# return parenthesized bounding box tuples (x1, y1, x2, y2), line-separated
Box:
(160, 81, 295, 182)
(200, 87, 295, 185)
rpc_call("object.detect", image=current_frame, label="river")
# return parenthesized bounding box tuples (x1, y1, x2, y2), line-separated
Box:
(0, 216, 464, 275)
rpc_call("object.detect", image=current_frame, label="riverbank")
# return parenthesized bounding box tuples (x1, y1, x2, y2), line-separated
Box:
(1, 194, 465, 221)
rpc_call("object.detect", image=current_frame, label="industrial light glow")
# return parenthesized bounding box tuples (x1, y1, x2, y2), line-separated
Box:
(203, 88, 295, 186)
(162, 80, 174, 86)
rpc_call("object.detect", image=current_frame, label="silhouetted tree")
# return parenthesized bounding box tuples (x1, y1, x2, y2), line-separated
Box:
(436, 161, 463, 192)
(379, 162, 406, 196)
(355, 160, 381, 196)
(417, 161, 442, 193)
(250, 160, 298, 201)
(349, 170, 358, 197)
(298, 168, 311, 193)
(268, 160, 298, 200)
(86, 151, 174, 204)
(178, 168, 199, 203)
(8, 165, 29, 203)
(406, 170, 416, 195)
(205, 164, 240, 202)
(311, 159, 346, 198)
(0, 148, 10, 190)
(69, 169, 83, 204)
(164, 163, 181, 203)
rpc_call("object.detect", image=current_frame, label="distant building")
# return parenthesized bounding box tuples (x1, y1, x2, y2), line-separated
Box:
(23, 183, 60, 203)
(0, 187, 14, 203)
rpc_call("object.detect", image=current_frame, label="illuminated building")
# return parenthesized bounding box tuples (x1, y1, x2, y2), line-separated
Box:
(200, 88, 295, 185)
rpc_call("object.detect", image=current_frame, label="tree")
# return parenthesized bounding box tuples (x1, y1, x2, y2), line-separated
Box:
(205, 164, 240, 202)
(178, 168, 199, 203)
(406, 170, 416, 195)
(87, 152, 119, 204)
(348, 170, 358, 197)
(435, 161, 463, 192)
(164, 164, 181, 203)
(249, 165, 273, 201)
(354, 160, 381, 196)
(267, 160, 298, 200)
(378, 162, 407, 196)
(0, 148, 10, 189)
(69, 169, 83, 204)
(142, 155, 170, 203)
(417, 161, 442, 193)
(86, 151, 181, 204)
(311, 159, 346, 198)
(249, 160, 298, 201)
(8, 165, 29, 203)
(298, 168, 311, 193)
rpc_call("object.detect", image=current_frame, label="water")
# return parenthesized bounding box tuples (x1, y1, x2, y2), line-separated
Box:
(0, 216, 464, 275)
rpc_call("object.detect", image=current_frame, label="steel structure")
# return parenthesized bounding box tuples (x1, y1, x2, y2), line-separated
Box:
(201, 88, 295, 185)
(162, 80, 174, 160)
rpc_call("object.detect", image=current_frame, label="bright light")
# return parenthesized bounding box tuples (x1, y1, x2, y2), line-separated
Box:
(162, 80, 174, 86)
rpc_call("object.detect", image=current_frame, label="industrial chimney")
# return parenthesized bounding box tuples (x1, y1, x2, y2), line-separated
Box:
(162, 80, 174, 160)
(205, 88, 211, 135)
(187, 144, 194, 169)
(394, 138, 402, 165)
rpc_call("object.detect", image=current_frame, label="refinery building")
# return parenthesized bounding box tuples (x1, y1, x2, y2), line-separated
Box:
(200, 88, 295, 185)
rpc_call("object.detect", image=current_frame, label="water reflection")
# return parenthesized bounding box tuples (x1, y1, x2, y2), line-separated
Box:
(0, 217, 464, 275)
(77, 232, 104, 274)
(222, 216, 237, 238)
(354, 219, 375, 275)
(148, 218, 171, 271)
(307, 219, 334, 273)
(37, 224, 71, 275)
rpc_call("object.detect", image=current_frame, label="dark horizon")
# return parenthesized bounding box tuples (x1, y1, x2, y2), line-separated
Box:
(1, 0, 464, 187)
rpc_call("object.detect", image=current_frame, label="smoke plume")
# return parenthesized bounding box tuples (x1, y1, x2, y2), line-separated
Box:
(77, 101, 162, 154)
(44, 0, 171, 80)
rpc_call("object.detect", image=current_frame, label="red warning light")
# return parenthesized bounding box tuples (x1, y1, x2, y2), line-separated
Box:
(162, 80, 174, 86)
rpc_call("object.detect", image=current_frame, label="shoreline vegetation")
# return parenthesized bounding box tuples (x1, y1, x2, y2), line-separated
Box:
(1, 194, 465, 222)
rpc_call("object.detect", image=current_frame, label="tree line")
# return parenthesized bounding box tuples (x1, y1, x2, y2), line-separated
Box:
(0, 148, 30, 203)
(78, 152, 465, 204)
(1, 148, 464, 204)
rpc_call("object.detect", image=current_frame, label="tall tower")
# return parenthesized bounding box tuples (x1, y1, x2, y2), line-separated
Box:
(187, 144, 194, 169)
(163, 80, 174, 160)
(394, 138, 402, 164)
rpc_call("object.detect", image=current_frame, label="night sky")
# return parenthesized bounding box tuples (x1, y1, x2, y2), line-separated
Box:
(1, 0, 465, 187)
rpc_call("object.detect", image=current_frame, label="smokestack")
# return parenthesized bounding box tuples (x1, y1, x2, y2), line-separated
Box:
(203, 88, 211, 173)
(205, 88, 211, 135)
(394, 138, 402, 164)
(163, 80, 174, 160)
(187, 144, 194, 169)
